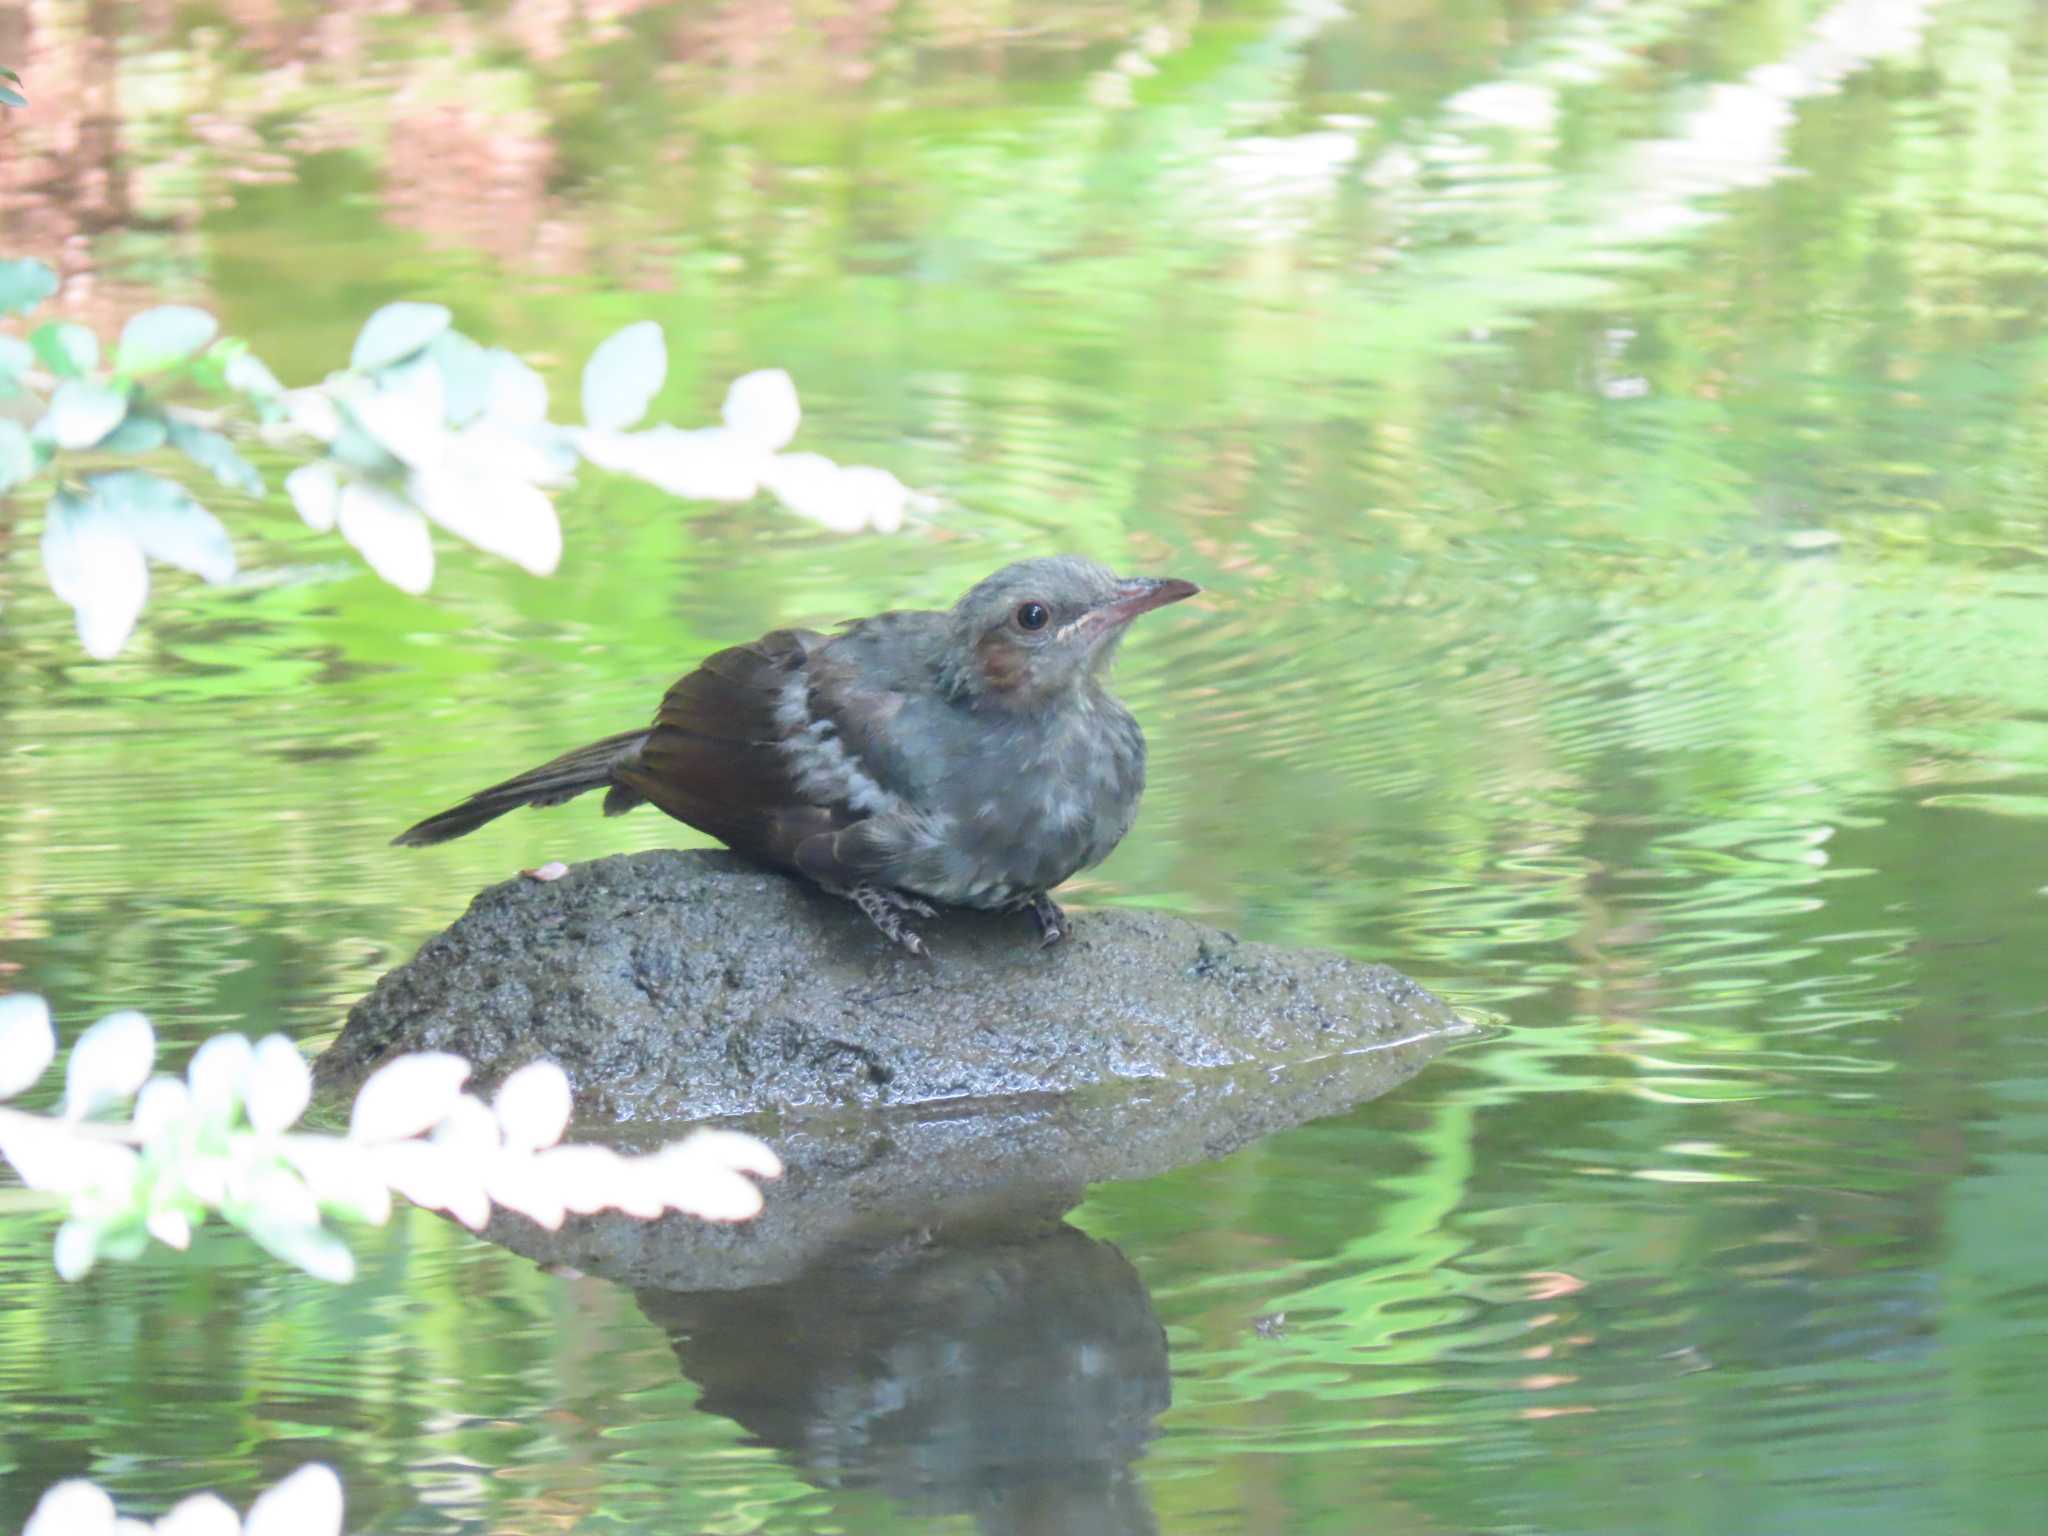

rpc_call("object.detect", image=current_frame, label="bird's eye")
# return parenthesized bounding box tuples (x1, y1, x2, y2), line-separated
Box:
(1015, 601, 1051, 632)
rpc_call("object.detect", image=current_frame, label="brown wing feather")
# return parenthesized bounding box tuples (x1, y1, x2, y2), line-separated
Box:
(613, 628, 848, 869)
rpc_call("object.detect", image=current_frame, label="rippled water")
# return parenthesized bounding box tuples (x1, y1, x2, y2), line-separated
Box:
(5, 0, 2048, 1531)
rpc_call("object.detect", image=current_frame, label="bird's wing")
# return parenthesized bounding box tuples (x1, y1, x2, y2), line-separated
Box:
(615, 628, 847, 868)
(792, 811, 942, 893)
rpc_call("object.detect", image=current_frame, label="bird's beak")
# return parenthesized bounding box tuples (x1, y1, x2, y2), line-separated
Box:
(1090, 576, 1201, 631)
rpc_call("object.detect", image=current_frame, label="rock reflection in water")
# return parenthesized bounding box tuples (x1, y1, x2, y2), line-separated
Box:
(641, 1224, 1168, 1536)
(465, 1033, 1466, 1530)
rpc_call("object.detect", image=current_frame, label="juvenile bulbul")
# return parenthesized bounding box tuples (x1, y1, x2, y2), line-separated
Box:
(394, 555, 1199, 955)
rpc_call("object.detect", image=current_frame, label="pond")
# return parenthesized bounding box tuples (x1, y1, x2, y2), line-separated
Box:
(4, 0, 2048, 1531)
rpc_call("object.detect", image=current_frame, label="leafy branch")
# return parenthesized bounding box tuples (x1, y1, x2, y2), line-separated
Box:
(0, 993, 782, 1283)
(1, 258, 926, 659)
(27, 1463, 341, 1536)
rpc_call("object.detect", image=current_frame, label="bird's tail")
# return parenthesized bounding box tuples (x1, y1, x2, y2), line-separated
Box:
(392, 729, 651, 847)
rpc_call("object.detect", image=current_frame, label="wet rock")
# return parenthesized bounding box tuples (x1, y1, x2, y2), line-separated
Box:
(476, 1034, 1455, 1291)
(315, 849, 1471, 1125)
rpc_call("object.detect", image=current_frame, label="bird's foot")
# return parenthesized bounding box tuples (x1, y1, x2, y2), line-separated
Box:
(1028, 893, 1070, 948)
(848, 883, 937, 958)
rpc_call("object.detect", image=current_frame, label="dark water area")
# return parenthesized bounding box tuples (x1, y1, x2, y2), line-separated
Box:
(5, 0, 2048, 1531)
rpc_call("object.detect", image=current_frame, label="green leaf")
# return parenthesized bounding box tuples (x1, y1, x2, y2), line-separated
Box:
(581, 320, 667, 432)
(0, 420, 34, 492)
(94, 408, 168, 454)
(85, 469, 236, 584)
(350, 301, 451, 372)
(115, 305, 218, 374)
(167, 419, 263, 496)
(36, 378, 129, 449)
(0, 258, 55, 315)
(30, 319, 98, 377)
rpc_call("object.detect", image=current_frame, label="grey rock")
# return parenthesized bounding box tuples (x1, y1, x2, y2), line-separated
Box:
(477, 1034, 1458, 1291)
(316, 848, 1471, 1125)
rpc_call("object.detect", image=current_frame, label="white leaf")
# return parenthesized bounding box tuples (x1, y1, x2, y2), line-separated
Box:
(0, 1116, 138, 1194)
(838, 464, 913, 533)
(492, 1061, 572, 1152)
(427, 330, 494, 425)
(86, 470, 237, 584)
(225, 349, 285, 400)
(185, 1033, 254, 1121)
(245, 1217, 356, 1285)
(484, 1150, 566, 1230)
(349, 1051, 471, 1141)
(25, 1478, 117, 1536)
(244, 1465, 344, 1536)
(244, 1161, 322, 1231)
(115, 305, 218, 374)
(182, 1147, 228, 1206)
(345, 365, 447, 469)
(372, 1138, 491, 1229)
(675, 1126, 784, 1180)
(0, 418, 36, 494)
(593, 1151, 667, 1219)
(155, 1491, 242, 1536)
(485, 349, 548, 425)
(53, 1218, 104, 1280)
(428, 1091, 501, 1157)
(581, 321, 666, 432)
(285, 462, 340, 532)
(458, 418, 575, 486)
(757, 452, 867, 534)
(662, 1160, 767, 1222)
(146, 1206, 192, 1250)
(351, 301, 451, 372)
(283, 388, 342, 443)
(38, 378, 130, 449)
(651, 1138, 773, 1222)
(63, 1009, 156, 1120)
(722, 368, 801, 451)
(408, 461, 561, 577)
(42, 488, 148, 660)
(246, 1035, 312, 1134)
(0, 993, 55, 1100)
(278, 1134, 393, 1225)
(131, 1076, 190, 1140)
(336, 482, 434, 595)
(538, 1142, 630, 1216)
(573, 425, 764, 501)
(167, 419, 265, 498)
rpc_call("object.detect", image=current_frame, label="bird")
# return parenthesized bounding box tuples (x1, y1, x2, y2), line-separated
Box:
(393, 556, 1200, 956)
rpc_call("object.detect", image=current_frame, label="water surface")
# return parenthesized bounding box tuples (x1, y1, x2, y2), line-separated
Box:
(4, 0, 2047, 1531)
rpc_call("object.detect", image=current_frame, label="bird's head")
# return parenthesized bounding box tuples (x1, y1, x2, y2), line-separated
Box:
(939, 555, 1199, 710)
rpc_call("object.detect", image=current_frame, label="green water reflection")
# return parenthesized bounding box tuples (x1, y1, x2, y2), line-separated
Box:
(4, 0, 2048, 1531)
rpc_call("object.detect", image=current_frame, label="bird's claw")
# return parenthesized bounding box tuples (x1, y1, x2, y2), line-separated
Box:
(848, 883, 935, 957)
(1029, 893, 1069, 948)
